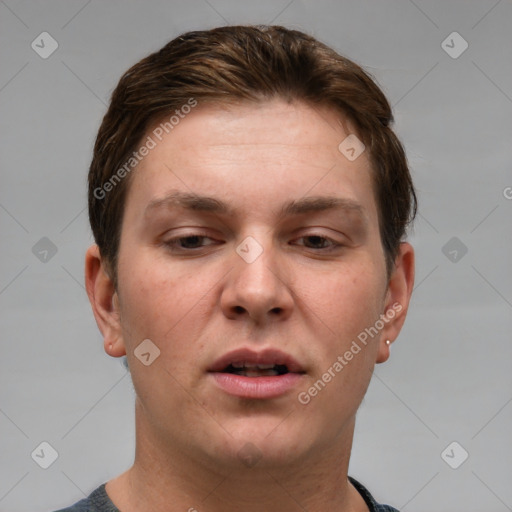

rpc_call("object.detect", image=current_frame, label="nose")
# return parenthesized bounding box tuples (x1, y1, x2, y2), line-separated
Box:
(220, 236, 294, 324)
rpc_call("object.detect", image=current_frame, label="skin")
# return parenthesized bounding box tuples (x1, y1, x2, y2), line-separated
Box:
(85, 99, 414, 512)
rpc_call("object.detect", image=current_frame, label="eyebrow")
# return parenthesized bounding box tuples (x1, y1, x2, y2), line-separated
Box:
(145, 191, 234, 217)
(144, 190, 367, 221)
(279, 195, 366, 219)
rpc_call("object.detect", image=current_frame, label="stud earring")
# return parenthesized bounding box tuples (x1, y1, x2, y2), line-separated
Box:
(385, 340, 391, 346)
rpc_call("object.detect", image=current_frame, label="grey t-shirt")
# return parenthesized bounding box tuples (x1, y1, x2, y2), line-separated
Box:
(52, 476, 399, 511)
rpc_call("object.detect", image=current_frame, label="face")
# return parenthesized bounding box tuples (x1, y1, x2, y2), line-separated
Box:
(87, 99, 413, 471)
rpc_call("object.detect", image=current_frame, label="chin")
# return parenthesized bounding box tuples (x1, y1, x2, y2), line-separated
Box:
(205, 416, 313, 469)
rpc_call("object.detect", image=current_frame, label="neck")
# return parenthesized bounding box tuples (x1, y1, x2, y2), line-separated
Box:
(106, 399, 368, 512)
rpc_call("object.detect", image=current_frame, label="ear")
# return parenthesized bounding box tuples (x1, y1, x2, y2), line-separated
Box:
(376, 242, 415, 363)
(85, 245, 126, 358)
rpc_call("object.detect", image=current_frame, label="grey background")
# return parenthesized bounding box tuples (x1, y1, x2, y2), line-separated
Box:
(1, 1, 511, 511)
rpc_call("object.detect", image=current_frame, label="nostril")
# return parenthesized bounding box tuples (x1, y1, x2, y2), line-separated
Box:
(232, 305, 282, 316)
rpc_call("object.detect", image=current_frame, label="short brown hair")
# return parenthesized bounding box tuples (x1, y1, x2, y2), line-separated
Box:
(88, 25, 417, 284)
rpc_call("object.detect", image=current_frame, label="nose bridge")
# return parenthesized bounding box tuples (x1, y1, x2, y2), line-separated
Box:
(235, 234, 279, 296)
(221, 233, 293, 321)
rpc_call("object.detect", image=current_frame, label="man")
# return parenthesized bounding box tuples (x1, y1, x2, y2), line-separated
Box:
(56, 25, 416, 512)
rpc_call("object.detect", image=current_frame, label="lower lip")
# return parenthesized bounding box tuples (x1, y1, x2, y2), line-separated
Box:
(209, 372, 304, 399)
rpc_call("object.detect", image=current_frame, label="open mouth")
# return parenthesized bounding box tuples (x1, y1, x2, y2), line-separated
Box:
(208, 349, 305, 399)
(222, 363, 290, 377)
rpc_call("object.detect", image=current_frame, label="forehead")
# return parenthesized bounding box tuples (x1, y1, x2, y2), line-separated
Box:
(126, 99, 378, 224)
(148, 99, 355, 162)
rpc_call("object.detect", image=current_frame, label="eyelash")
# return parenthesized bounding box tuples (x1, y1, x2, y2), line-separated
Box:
(163, 233, 217, 251)
(163, 232, 343, 252)
(295, 235, 341, 250)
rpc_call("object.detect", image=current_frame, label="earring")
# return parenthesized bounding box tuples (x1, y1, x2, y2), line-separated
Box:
(385, 340, 391, 346)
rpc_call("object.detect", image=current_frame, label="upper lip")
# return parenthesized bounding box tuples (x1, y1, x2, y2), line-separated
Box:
(208, 348, 305, 373)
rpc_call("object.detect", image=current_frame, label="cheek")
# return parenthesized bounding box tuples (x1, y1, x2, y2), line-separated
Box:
(117, 260, 179, 343)
(117, 268, 210, 408)
(304, 262, 384, 334)
(296, 270, 382, 436)
(117, 258, 215, 368)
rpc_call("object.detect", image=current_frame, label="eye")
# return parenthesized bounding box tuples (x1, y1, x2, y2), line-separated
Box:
(294, 235, 340, 250)
(163, 233, 218, 251)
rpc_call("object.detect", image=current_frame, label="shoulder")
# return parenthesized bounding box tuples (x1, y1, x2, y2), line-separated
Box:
(51, 483, 119, 512)
(349, 476, 400, 512)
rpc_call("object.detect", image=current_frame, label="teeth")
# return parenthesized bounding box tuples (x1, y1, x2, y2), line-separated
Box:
(241, 369, 279, 377)
(231, 362, 277, 370)
(224, 362, 290, 376)
(245, 363, 275, 370)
